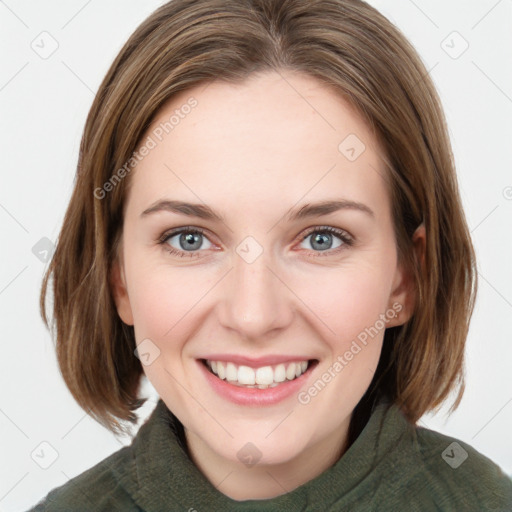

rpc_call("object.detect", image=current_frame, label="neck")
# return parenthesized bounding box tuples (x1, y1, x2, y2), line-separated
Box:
(165, 390, 380, 501)
(183, 416, 352, 501)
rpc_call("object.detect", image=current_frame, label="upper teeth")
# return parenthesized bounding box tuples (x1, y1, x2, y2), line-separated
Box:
(207, 360, 309, 388)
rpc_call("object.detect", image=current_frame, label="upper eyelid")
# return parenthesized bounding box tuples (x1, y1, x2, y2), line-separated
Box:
(160, 226, 210, 244)
(301, 225, 352, 239)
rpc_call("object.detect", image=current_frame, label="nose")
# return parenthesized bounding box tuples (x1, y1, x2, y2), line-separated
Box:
(217, 243, 294, 341)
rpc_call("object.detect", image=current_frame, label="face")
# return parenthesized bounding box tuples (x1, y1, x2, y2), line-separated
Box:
(112, 70, 414, 470)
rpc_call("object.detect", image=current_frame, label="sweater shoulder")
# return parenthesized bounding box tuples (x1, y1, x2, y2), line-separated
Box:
(24, 445, 140, 512)
(413, 424, 512, 510)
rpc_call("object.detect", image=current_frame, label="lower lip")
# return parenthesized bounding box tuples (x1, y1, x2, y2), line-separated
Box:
(197, 359, 317, 406)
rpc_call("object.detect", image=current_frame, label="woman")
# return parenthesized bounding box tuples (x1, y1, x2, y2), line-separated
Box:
(28, 0, 512, 510)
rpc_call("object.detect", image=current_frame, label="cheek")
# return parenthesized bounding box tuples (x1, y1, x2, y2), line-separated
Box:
(127, 265, 206, 394)
(127, 261, 212, 341)
(294, 262, 393, 343)
(292, 267, 391, 423)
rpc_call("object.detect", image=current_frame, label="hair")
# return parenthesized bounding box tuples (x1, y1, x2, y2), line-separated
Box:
(40, 0, 477, 442)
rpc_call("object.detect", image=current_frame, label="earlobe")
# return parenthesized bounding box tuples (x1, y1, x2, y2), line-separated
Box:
(386, 223, 426, 328)
(110, 259, 134, 326)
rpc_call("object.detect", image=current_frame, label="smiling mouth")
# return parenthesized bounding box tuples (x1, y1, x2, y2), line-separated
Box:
(200, 358, 319, 389)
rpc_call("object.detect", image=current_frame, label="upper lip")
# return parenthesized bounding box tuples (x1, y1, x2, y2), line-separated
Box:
(198, 354, 317, 367)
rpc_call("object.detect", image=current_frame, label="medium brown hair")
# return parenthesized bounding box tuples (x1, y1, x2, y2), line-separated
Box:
(40, 0, 477, 437)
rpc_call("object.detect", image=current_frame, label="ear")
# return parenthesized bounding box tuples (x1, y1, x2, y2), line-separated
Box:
(110, 254, 134, 326)
(386, 223, 426, 327)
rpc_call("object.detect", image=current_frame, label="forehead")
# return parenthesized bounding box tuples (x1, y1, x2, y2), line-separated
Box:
(127, 70, 390, 220)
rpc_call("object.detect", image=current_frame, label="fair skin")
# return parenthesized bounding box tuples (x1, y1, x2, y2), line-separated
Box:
(111, 69, 425, 500)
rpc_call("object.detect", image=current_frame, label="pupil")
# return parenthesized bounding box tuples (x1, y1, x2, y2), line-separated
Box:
(182, 232, 201, 250)
(313, 233, 331, 250)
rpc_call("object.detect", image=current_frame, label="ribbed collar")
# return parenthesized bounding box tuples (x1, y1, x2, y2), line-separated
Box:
(111, 396, 416, 511)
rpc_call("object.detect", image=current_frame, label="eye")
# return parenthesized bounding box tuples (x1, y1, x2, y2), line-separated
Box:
(298, 226, 353, 256)
(158, 227, 213, 258)
(157, 225, 354, 259)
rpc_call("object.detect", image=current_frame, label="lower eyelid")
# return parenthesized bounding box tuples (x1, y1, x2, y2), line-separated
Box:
(298, 233, 352, 255)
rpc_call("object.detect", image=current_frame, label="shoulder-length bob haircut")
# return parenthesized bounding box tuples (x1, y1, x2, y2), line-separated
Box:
(41, 0, 477, 436)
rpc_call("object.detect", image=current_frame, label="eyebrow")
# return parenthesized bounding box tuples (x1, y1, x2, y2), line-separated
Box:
(140, 199, 375, 222)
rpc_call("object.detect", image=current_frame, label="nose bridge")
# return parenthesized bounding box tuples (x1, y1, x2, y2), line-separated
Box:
(220, 236, 291, 339)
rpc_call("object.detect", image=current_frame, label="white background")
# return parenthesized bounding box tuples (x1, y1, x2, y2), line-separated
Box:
(1, 1, 511, 510)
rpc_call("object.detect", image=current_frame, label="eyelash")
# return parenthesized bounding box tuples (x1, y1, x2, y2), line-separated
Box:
(157, 225, 354, 259)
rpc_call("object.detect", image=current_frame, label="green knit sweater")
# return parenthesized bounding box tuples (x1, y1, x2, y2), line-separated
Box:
(27, 398, 512, 511)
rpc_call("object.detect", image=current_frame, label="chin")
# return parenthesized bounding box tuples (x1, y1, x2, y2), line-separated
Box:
(203, 423, 314, 467)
